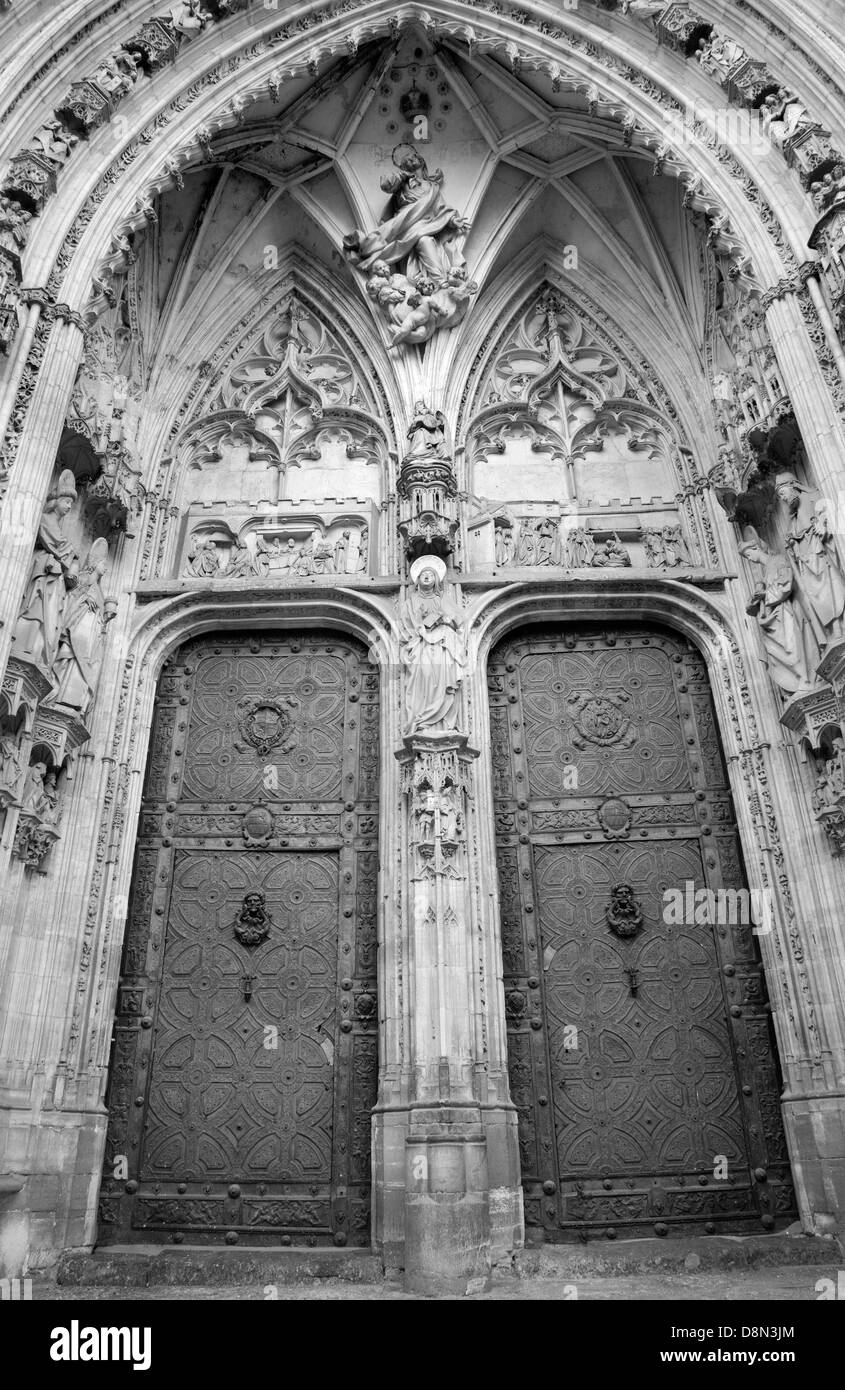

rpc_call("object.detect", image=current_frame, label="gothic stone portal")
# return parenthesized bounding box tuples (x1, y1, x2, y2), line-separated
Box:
(489, 625, 794, 1240)
(99, 633, 379, 1246)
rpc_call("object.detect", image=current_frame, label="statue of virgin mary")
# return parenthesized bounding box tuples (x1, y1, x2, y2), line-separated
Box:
(398, 556, 467, 735)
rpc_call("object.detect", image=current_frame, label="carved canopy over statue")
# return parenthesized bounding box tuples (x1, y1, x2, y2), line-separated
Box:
(398, 555, 467, 735)
(344, 147, 476, 347)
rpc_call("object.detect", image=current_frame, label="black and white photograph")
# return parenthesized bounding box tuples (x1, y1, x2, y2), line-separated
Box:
(0, 0, 843, 1359)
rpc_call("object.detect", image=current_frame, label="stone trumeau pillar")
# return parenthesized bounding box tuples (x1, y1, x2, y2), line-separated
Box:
(380, 404, 521, 1294)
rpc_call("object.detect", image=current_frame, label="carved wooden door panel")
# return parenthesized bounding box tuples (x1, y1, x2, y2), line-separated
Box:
(100, 633, 379, 1246)
(489, 625, 794, 1240)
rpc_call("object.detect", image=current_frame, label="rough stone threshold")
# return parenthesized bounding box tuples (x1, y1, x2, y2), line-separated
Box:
(55, 1246, 384, 1288)
(52, 1232, 839, 1289)
(511, 1232, 839, 1279)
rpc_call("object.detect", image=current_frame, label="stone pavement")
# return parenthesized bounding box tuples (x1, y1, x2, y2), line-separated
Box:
(32, 1264, 841, 1300)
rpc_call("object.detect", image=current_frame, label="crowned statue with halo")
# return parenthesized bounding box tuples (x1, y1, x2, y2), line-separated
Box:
(343, 145, 476, 347)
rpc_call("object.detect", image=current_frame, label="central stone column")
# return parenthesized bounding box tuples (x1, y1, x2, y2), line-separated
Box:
(396, 732, 490, 1294)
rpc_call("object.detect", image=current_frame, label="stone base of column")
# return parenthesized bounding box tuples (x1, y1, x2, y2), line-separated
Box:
(782, 1092, 845, 1242)
(403, 1104, 491, 1296)
(0, 1104, 105, 1278)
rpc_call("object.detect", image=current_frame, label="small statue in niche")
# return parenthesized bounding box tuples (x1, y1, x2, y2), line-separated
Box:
(0, 195, 33, 257)
(31, 118, 78, 168)
(272, 537, 298, 575)
(334, 529, 351, 573)
(225, 538, 256, 578)
(661, 524, 692, 567)
(406, 400, 450, 459)
(397, 554, 467, 735)
(51, 538, 117, 717)
(0, 728, 26, 806)
(592, 534, 631, 568)
(643, 528, 665, 566)
(168, 0, 211, 36)
(494, 521, 514, 566)
(563, 526, 596, 568)
(536, 518, 560, 566)
(293, 533, 315, 576)
(775, 470, 845, 643)
(357, 527, 369, 572)
(232, 889, 273, 947)
(760, 88, 813, 149)
(184, 536, 220, 577)
(310, 539, 335, 575)
(12, 470, 79, 670)
(516, 519, 539, 567)
(439, 789, 462, 842)
(739, 528, 820, 698)
(20, 761, 48, 817)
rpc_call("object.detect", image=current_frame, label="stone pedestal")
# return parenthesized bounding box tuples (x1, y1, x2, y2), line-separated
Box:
(404, 1105, 490, 1296)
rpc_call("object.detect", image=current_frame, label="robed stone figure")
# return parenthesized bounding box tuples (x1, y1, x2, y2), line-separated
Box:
(52, 538, 116, 716)
(739, 529, 820, 698)
(776, 470, 845, 643)
(398, 555, 467, 734)
(13, 469, 79, 669)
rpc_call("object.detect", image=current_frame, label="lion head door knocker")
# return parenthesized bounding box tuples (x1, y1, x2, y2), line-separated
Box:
(606, 883, 644, 940)
(234, 696, 298, 758)
(233, 889, 273, 947)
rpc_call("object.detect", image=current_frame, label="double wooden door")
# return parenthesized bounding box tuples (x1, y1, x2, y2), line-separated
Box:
(100, 632, 379, 1246)
(489, 625, 794, 1240)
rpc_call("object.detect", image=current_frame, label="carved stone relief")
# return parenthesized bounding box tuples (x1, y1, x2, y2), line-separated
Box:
(344, 147, 475, 346)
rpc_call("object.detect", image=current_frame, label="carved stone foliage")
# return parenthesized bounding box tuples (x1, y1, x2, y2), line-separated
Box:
(344, 147, 475, 346)
(397, 556, 467, 737)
